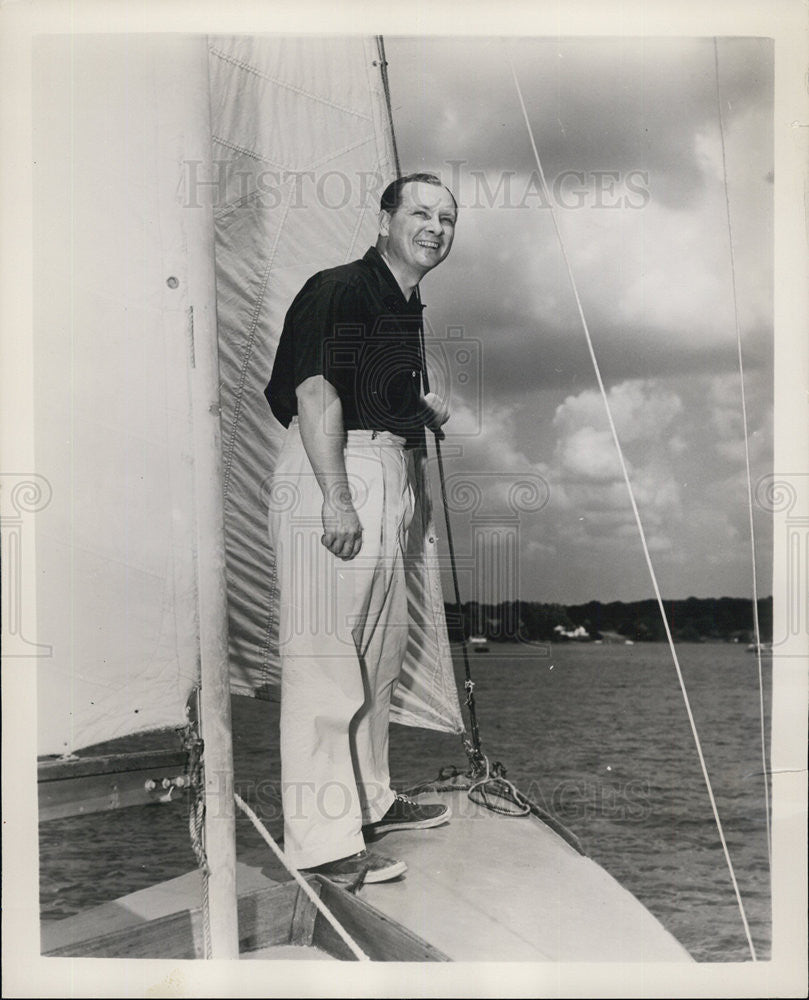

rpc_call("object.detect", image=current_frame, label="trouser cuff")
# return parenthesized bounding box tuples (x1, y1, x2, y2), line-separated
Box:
(286, 831, 367, 871)
(361, 787, 396, 825)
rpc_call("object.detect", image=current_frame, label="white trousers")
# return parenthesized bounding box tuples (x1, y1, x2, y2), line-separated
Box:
(268, 420, 415, 868)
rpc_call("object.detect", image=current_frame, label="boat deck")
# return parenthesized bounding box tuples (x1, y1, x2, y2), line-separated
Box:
(41, 789, 691, 962)
(362, 789, 690, 962)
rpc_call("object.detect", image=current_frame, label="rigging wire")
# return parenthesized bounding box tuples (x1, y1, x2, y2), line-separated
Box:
(713, 36, 772, 871)
(376, 35, 486, 771)
(417, 327, 485, 770)
(505, 42, 758, 961)
(376, 36, 402, 177)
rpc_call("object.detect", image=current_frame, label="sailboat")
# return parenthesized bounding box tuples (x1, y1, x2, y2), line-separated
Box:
(29, 34, 696, 963)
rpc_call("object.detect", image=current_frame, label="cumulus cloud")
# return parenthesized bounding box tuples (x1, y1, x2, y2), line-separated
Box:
(558, 426, 623, 482)
(554, 380, 684, 446)
(546, 380, 685, 555)
(430, 366, 771, 601)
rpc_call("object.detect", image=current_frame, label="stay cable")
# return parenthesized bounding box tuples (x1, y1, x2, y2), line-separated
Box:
(713, 35, 771, 872)
(506, 41, 758, 961)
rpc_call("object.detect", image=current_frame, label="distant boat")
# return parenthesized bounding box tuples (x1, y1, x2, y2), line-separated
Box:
(469, 636, 489, 653)
(746, 642, 773, 654)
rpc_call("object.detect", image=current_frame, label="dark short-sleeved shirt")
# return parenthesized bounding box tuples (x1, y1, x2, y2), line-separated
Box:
(265, 247, 426, 444)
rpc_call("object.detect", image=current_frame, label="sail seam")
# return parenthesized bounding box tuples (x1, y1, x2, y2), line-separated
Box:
(221, 191, 293, 501)
(211, 131, 377, 177)
(344, 190, 369, 263)
(209, 45, 373, 122)
(300, 133, 378, 173)
(210, 133, 284, 166)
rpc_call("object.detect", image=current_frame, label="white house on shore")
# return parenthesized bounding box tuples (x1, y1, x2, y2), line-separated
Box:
(553, 624, 591, 641)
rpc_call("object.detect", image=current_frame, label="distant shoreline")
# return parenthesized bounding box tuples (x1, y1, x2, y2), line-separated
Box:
(445, 596, 773, 644)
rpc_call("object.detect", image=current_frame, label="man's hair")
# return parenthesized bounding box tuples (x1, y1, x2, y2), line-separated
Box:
(380, 172, 458, 215)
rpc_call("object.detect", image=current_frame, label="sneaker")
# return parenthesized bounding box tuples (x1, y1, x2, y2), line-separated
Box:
(363, 792, 451, 837)
(302, 849, 407, 884)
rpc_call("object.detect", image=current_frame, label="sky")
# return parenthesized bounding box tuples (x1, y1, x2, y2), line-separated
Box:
(386, 36, 773, 605)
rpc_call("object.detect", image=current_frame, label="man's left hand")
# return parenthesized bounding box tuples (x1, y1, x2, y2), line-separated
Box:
(422, 392, 450, 439)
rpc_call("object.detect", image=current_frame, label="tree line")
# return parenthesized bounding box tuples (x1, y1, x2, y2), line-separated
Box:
(444, 596, 773, 644)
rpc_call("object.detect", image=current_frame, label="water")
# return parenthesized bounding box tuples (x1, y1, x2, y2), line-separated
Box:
(39, 641, 772, 962)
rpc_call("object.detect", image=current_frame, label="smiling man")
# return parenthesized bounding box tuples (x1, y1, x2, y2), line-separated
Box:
(265, 173, 457, 884)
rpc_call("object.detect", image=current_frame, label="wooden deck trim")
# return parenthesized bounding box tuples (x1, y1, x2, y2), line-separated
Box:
(41, 880, 314, 959)
(237, 880, 320, 954)
(40, 874, 447, 962)
(42, 906, 206, 960)
(311, 876, 451, 962)
(38, 750, 189, 821)
(38, 750, 188, 781)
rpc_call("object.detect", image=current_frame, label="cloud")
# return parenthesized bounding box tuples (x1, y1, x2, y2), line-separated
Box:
(543, 380, 685, 560)
(431, 367, 771, 601)
(558, 426, 622, 481)
(553, 380, 684, 447)
(707, 371, 773, 466)
(391, 37, 774, 601)
(391, 37, 772, 207)
(397, 36, 772, 406)
(434, 395, 552, 515)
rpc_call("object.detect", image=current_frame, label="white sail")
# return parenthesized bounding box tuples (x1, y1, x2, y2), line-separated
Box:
(33, 35, 462, 757)
(33, 36, 220, 756)
(210, 36, 463, 733)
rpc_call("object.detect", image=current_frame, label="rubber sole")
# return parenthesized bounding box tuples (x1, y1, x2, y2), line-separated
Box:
(314, 858, 408, 884)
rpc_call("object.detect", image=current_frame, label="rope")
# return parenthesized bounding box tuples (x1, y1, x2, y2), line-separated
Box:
(468, 755, 530, 817)
(405, 756, 585, 855)
(405, 759, 527, 817)
(179, 721, 213, 959)
(713, 37, 771, 870)
(233, 793, 371, 962)
(506, 43, 758, 961)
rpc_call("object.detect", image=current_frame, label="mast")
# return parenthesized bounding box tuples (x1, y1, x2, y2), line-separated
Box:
(181, 38, 239, 959)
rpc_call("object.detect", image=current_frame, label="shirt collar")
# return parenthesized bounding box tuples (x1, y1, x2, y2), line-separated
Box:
(363, 246, 425, 313)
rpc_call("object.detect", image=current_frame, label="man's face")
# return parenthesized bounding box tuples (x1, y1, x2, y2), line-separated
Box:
(380, 181, 457, 278)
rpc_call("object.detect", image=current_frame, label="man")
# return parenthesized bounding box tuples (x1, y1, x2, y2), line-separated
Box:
(265, 173, 457, 883)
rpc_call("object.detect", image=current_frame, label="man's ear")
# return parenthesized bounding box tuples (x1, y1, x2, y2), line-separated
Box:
(378, 208, 391, 237)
